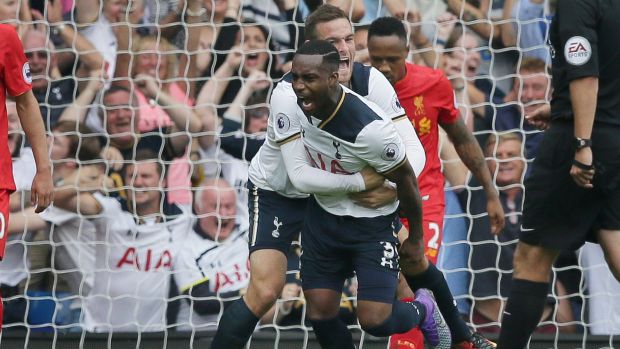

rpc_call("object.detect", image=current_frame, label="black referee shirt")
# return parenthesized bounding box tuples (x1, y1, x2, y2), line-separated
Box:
(549, 0, 620, 126)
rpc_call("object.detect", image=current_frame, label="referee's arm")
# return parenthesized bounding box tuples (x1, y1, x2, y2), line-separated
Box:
(569, 77, 598, 189)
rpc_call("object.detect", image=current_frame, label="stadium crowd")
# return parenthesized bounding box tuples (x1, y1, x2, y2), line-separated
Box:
(3, 0, 620, 342)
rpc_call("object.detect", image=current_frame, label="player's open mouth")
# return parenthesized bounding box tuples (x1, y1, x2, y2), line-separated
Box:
(339, 57, 350, 72)
(298, 97, 315, 113)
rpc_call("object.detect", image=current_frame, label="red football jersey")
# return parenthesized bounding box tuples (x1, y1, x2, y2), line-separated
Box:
(394, 62, 459, 214)
(0, 24, 32, 191)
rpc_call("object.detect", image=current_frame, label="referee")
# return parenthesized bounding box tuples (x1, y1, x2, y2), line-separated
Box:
(497, 1, 620, 348)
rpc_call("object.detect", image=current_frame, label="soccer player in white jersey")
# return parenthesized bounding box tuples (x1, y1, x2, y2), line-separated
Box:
(211, 5, 426, 348)
(174, 178, 250, 331)
(55, 149, 193, 332)
(291, 40, 450, 349)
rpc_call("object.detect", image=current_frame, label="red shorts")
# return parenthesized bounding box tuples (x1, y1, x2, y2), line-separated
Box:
(0, 189, 10, 261)
(401, 199, 445, 264)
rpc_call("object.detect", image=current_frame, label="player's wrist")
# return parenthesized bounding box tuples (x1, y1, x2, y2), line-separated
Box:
(573, 137, 592, 151)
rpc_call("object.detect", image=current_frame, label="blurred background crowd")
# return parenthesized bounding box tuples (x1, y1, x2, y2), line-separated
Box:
(3, 0, 620, 338)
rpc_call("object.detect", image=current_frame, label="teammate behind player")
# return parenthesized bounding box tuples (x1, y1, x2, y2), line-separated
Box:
(366, 17, 504, 349)
(0, 24, 54, 329)
(292, 39, 451, 349)
(211, 5, 426, 348)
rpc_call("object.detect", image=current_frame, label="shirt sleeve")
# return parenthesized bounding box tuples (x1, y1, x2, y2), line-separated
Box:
(357, 120, 407, 174)
(392, 116, 426, 177)
(174, 247, 210, 294)
(367, 67, 407, 121)
(557, 0, 599, 81)
(2, 26, 32, 97)
(39, 206, 79, 225)
(270, 83, 303, 146)
(280, 137, 365, 194)
(436, 72, 460, 125)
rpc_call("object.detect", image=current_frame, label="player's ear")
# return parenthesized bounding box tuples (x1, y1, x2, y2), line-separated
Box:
(329, 71, 339, 86)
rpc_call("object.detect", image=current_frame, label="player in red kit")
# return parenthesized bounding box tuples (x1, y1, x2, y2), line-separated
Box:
(367, 17, 505, 349)
(0, 24, 54, 329)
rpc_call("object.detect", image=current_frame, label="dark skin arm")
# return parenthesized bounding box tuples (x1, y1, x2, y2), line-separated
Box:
(442, 118, 505, 235)
(382, 160, 426, 268)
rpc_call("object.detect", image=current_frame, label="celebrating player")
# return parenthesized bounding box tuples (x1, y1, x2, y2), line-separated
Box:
(290, 39, 451, 349)
(211, 5, 426, 348)
(366, 17, 504, 349)
(0, 24, 54, 328)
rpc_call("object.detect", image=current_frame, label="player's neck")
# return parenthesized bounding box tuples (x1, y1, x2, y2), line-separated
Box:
(316, 85, 344, 121)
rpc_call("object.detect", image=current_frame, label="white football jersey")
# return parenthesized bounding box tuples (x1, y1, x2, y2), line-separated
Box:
(0, 150, 37, 287)
(298, 87, 406, 217)
(174, 227, 250, 331)
(40, 207, 97, 294)
(82, 193, 193, 333)
(248, 63, 405, 198)
(199, 145, 249, 232)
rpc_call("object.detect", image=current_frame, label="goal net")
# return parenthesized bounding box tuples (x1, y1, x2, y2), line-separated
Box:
(4, 0, 617, 347)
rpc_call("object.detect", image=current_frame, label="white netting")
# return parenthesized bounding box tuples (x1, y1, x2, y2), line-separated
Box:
(3, 0, 618, 347)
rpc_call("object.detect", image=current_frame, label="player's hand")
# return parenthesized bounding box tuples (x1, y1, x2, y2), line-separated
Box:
(525, 104, 551, 130)
(486, 194, 505, 235)
(31, 168, 54, 213)
(398, 238, 428, 276)
(348, 183, 397, 209)
(359, 166, 384, 190)
(571, 147, 595, 189)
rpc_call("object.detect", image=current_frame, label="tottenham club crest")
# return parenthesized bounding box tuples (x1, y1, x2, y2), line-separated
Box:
(382, 143, 399, 161)
(276, 113, 290, 132)
(333, 141, 342, 159)
(272, 216, 283, 238)
(564, 36, 591, 66)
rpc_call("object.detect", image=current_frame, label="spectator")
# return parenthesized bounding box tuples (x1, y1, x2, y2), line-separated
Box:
(22, 28, 103, 129)
(75, 0, 130, 81)
(54, 149, 193, 332)
(195, 0, 242, 76)
(240, 0, 306, 57)
(98, 85, 201, 202)
(476, 57, 550, 161)
(501, 0, 551, 64)
(126, 35, 195, 132)
(304, 0, 365, 23)
(174, 178, 250, 331)
(196, 89, 269, 231)
(0, 0, 33, 38)
(579, 243, 620, 335)
(40, 121, 102, 299)
(353, 24, 369, 65)
(457, 133, 575, 333)
(196, 20, 280, 118)
(442, 25, 490, 119)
